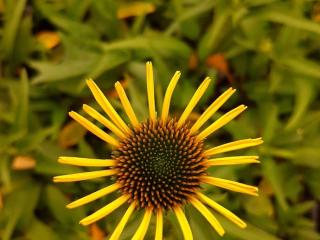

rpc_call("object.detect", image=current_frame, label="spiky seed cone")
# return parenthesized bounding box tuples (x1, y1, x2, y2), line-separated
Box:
(113, 119, 207, 210)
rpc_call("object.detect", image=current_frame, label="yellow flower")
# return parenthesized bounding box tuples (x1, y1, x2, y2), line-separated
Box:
(54, 62, 263, 239)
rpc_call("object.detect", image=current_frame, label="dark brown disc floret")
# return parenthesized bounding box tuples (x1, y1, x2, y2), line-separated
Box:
(112, 119, 207, 210)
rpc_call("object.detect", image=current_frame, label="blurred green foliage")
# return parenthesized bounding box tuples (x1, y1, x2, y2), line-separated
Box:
(0, 0, 320, 239)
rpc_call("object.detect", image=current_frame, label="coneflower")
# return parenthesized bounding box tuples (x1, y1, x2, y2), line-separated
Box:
(54, 62, 263, 240)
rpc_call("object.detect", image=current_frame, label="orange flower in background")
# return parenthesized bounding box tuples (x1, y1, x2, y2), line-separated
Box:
(36, 31, 60, 49)
(54, 62, 263, 239)
(117, 2, 155, 19)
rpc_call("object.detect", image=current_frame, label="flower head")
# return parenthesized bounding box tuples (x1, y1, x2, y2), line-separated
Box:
(54, 62, 263, 239)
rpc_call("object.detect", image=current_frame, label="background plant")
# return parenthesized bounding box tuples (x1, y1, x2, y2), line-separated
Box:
(0, 0, 319, 239)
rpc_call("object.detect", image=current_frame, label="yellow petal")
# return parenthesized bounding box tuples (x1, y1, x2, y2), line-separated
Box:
(197, 105, 247, 140)
(146, 62, 156, 120)
(204, 156, 260, 166)
(202, 176, 259, 196)
(190, 88, 236, 134)
(161, 71, 181, 122)
(109, 201, 137, 240)
(86, 79, 130, 134)
(67, 183, 120, 209)
(82, 104, 126, 139)
(53, 169, 117, 183)
(178, 77, 211, 127)
(196, 192, 246, 228)
(80, 195, 130, 226)
(132, 208, 153, 240)
(189, 197, 225, 236)
(69, 111, 119, 147)
(155, 209, 163, 240)
(174, 206, 193, 240)
(58, 156, 116, 167)
(204, 138, 263, 156)
(115, 81, 140, 128)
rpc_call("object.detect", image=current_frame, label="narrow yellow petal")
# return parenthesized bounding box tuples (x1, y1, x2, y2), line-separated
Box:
(80, 195, 130, 226)
(58, 156, 116, 167)
(196, 192, 246, 228)
(174, 206, 193, 240)
(190, 88, 236, 134)
(204, 138, 263, 156)
(146, 62, 156, 120)
(155, 209, 163, 240)
(132, 208, 153, 240)
(115, 81, 140, 128)
(197, 105, 247, 140)
(202, 176, 259, 196)
(109, 201, 137, 240)
(178, 77, 211, 127)
(161, 71, 181, 122)
(204, 156, 260, 166)
(69, 111, 119, 147)
(189, 196, 225, 236)
(67, 183, 120, 209)
(53, 169, 117, 183)
(82, 104, 126, 139)
(86, 79, 131, 134)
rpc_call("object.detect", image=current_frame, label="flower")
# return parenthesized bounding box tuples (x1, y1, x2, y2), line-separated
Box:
(54, 62, 263, 239)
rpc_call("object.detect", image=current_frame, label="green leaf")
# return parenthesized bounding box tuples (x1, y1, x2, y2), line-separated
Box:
(215, 215, 280, 240)
(17, 182, 41, 229)
(34, 0, 98, 40)
(26, 218, 60, 240)
(244, 194, 274, 217)
(1, 0, 27, 59)
(292, 147, 320, 168)
(285, 79, 315, 130)
(261, 158, 288, 210)
(246, 9, 320, 35)
(306, 169, 320, 200)
(198, 8, 232, 60)
(165, 0, 216, 35)
(35, 142, 81, 175)
(1, 181, 40, 240)
(90, 0, 119, 39)
(12, 69, 29, 133)
(101, 35, 191, 59)
(46, 185, 85, 226)
(11, 14, 36, 68)
(277, 57, 320, 79)
(1, 197, 22, 240)
(261, 104, 278, 144)
(292, 201, 315, 215)
(30, 57, 97, 84)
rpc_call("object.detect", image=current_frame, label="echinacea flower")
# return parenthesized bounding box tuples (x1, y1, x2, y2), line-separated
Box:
(54, 62, 263, 239)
